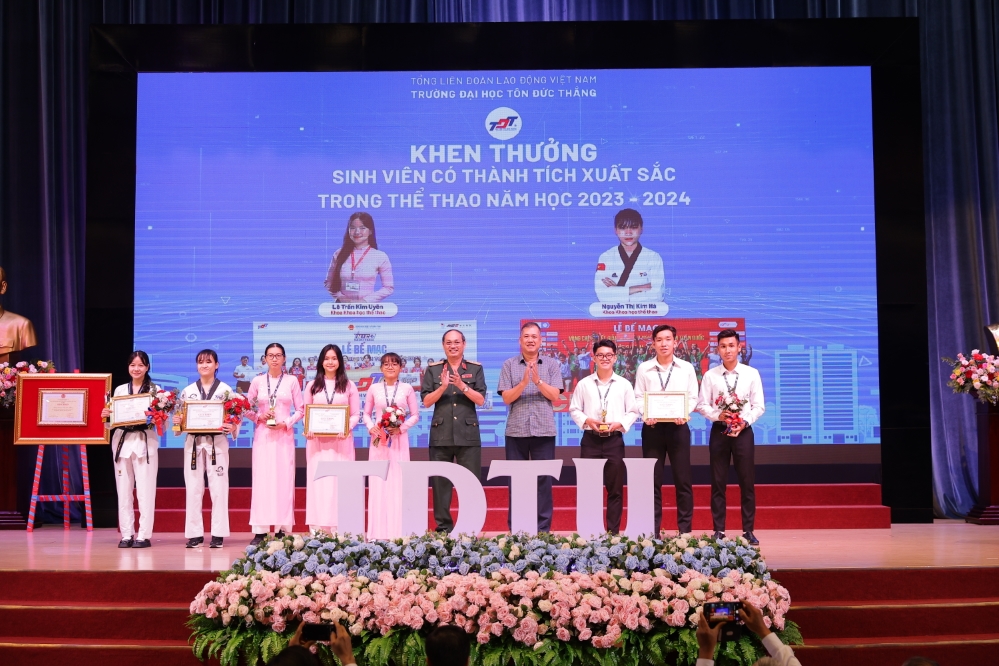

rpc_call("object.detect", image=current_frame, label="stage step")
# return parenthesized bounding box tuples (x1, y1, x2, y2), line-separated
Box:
(138, 483, 891, 532)
(0, 571, 213, 665)
(3, 566, 997, 666)
(0, 638, 202, 666)
(777, 567, 999, 665)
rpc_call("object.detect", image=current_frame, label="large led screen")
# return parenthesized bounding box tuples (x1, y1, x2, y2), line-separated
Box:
(134, 67, 879, 449)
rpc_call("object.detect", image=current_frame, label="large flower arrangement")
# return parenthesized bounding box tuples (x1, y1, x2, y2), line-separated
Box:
(0, 360, 56, 409)
(945, 350, 999, 404)
(189, 532, 800, 666)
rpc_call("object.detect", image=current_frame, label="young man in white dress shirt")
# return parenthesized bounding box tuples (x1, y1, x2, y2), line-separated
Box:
(634, 324, 700, 535)
(695, 329, 765, 545)
(568, 338, 639, 534)
(594, 208, 666, 303)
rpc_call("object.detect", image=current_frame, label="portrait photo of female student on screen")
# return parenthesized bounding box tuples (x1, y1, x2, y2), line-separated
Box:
(324, 212, 395, 302)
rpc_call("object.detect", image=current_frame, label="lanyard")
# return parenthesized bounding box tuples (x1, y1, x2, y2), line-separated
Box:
(350, 247, 372, 277)
(198, 378, 220, 401)
(383, 380, 399, 407)
(655, 362, 674, 390)
(723, 370, 739, 396)
(596, 379, 612, 420)
(266, 373, 284, 407)
(323, 383, 335, 405)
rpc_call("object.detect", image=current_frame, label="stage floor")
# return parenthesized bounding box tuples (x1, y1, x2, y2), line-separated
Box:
(1, 521, 997, 572)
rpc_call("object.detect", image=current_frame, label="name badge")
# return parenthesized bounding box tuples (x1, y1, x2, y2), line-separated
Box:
(462, 373, 472, 379)
(345, 280, 361, 292)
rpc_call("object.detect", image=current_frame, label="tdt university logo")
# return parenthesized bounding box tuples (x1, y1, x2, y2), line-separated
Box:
(485, 107, 521, 140)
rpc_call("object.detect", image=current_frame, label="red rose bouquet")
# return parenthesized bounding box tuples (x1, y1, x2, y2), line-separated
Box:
(222, 392, 251, 437)
(145, 388, 178, 436)
(374, 405, 407, 447)
(714, 392, 749, 435)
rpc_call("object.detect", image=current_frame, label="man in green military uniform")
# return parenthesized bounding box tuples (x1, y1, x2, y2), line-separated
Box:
(421, 328, 487, 533)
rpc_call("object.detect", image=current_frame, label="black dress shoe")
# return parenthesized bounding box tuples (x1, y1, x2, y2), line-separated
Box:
(118, 538, 134, 548)
(274, 531, 286, 539)
(743, 531, 759, 546)
(186, 537, 204, 548)
(209, 536, 224, 548)
(132, 539, 152, 548)
(249, 534, 265, 546)
(712, 531, 725, 540)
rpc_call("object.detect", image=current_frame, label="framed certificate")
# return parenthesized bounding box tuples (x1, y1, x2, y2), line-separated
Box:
(644, 391, 689, 422)
(109, 393, 152, 427)
(182, 400, 225, 433)
(305, 404, 349, 437)
(14, 373, 112, 444)
(38, 389, 88, 426)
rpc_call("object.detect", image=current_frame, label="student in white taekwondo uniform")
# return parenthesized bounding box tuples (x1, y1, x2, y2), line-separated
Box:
(594, 208, 665, 303)
(173, 349, 237, 548)
(101, 351, 159, 549)
(633, 324, 700, 536)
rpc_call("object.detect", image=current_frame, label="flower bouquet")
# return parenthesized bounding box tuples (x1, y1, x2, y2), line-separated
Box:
(374, 405, 406, 446)
(945, 350, 999, 404)
(222, 391, 251, 438)
(145, 388, 178, 436)
(0, 360, 56, 409)
(715, 392, 749, 435)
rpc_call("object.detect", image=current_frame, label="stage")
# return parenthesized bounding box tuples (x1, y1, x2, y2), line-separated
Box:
(1, 523, 997, 666)
(2, 522, 998, 572)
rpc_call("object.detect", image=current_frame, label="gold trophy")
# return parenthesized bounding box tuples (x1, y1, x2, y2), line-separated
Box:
(173, 402, 183, 434)
(598, 408, 611, 436)
(266, 395, 277, 427)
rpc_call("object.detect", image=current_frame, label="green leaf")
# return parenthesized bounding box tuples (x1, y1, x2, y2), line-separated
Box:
(261, 631, 283, 663)
(220, 631, 245, 666)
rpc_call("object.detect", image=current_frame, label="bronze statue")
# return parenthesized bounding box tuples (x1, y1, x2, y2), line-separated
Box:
(0, 266, 37, 364)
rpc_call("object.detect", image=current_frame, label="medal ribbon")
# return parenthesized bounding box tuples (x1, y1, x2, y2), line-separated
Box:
(655, 362, 675, 391)
(384, 380, 399, 407)
(266, 373, 284, 409)
(596, 379, 612, 421)
(723, 371, 739, 396)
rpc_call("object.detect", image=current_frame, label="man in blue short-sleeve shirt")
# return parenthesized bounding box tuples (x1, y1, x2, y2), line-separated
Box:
(497, 322, 564, 532)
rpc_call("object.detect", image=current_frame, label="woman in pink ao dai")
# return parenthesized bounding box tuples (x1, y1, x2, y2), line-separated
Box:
(304, 344, 360, 534)
(247, 343, 304, 544)
(363, 352, 419, 539)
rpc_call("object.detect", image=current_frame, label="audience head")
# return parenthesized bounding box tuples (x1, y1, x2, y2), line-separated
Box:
(901, 659, 939, 666)
(425, 626, 470, 666)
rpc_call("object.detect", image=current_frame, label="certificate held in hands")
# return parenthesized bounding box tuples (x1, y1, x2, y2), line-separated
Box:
(305, 404, 349, 437)
(182, 400, 225, 433)
(644, 391, 689, 422)
(110, 393, 153, 428)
